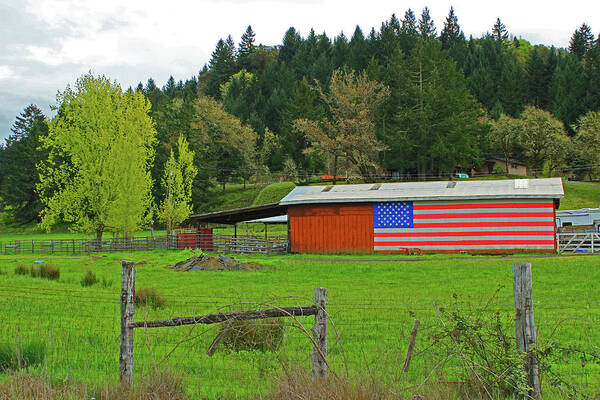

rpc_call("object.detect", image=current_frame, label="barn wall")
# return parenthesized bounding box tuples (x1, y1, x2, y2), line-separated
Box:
(288, 203, 373, 253)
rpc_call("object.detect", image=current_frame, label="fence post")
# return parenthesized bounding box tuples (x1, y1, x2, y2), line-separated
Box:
(311, 287, 328, 379)
(403, 319, 420, 372)
(120, 260, 135, 386)
(513, 263, 540, 398)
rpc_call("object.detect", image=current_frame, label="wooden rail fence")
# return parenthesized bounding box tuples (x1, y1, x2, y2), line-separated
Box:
(0, 234, 288, 255)
(119, 260, 328, 386)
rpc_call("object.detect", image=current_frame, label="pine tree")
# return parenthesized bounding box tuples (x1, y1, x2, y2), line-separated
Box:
(569, 23, 594, 59)
(492, 18, 508, 42)
(348, 26, 370, 71)
(206, 36, 237, 98)
(399, 9, 418, 54)
(549, 53, 588, 129)
(526, 47, 550, 107)
(279, 27, 302, 64)
(238, 25, 256, 70)
(440, 6, 463, 50)
(0, 105, 49, 223)
(418, 7, 436, 39)
(163, 76, 176, 97)
(389, 13, 400, 35)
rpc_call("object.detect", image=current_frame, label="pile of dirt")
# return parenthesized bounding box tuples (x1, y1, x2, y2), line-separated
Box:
(169, 255, 264, 271)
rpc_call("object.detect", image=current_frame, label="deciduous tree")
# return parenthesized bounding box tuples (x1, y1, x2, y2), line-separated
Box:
(38, 73, 156, 241)
(157, 135, 197, 233)
(293, 69, 389, 182)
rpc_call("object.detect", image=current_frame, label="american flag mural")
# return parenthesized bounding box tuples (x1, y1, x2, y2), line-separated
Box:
(373, 199, 555, 251)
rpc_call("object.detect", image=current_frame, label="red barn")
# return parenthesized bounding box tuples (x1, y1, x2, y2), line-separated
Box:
(279, 178, 564, 254)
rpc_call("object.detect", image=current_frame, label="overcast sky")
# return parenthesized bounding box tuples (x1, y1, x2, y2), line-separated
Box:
(1, 0, 599, 141)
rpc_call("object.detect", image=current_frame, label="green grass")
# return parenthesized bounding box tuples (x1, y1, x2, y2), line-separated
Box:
(0, 251, 598, 398)
(560, 182, 600, 210)
(253, 182, 296, 205)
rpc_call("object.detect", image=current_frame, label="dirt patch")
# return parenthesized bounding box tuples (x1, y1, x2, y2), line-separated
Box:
(169, 255, 264, 271)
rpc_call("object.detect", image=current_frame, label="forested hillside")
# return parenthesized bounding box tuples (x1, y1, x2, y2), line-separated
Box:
(2, 6, 600, 227)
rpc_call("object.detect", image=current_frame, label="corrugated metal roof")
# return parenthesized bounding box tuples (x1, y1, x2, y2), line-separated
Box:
(279, 178, 564, 205)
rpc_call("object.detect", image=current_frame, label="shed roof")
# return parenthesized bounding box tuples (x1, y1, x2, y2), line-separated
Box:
(186, 202, 287, 225)
(279, 178, 564, 205)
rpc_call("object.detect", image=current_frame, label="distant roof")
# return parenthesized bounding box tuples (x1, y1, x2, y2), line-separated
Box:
(186, 202, 287, 225)
(246, 215, 288, 224)
(279, 178, 564, 205)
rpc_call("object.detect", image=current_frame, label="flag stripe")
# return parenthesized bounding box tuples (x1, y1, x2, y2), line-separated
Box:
(375, 244, 555, 250)
(413, 221, 554, 228)
(375, 226, 554, 233)
(374, 240, 555, 246)
(374, 231, 554, 237)
(414, 212, 554, 219)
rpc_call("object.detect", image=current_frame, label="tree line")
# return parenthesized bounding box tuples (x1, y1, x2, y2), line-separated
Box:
(1, 6, 600, 233)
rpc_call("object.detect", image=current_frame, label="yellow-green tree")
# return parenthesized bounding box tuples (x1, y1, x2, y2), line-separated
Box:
(158, 135, 197, 233)
(574, 111, 600, 178)
(293, 69, 389, 183)
(488, 114, 521, 173)
(38, 73, 156, 242)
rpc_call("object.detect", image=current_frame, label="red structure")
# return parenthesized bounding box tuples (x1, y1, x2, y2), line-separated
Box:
(175, 228, 213, 251)
(288, 204, 373, 253)
(282, 179, 564, 254)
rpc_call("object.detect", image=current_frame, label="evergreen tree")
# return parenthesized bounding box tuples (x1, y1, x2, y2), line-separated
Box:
(584, 43, 600, 110)
(440, 6, 463, 50)
(389, 13, 400, 35)
(279, 27, 302, 64)
(399, 9, 419, 54)
(238, 25, 256, 70)
(332, 33, 349, 69)
(492, 18, 508, 42)
(391, 39, 485, 175)
(418, 7, 436, 39)
(0, 105, 49, 223)
(549, 53, 587, 129)
(206, 36, 237, 99)
(348, 26, 370, 71)
(526, 47, 550, 107)
(163, 76, 176, 97)
(569, 23, 594, 59)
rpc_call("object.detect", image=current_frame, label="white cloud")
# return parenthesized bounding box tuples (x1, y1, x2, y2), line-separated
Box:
(1, 0, 600, 140)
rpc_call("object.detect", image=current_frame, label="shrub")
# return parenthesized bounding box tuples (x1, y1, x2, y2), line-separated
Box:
(80, 270, 98, 287)
(14, 265, 29, 276)
(39, 265, 59, 281)
(135, 288, 166, 309)
(220, 318, 284, 353)
(0, 341, 45, 372)
(29, 266, 41, 278)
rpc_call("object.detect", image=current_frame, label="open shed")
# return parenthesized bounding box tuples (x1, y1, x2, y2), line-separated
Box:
(279, 178, 564, 254)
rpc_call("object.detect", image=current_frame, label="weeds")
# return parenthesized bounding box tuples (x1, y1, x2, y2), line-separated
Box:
(0, 369, 187, 400)
(0, 341, 46, 372)
(13, 264, 59, 281)
(135, 287, 166, 308)
(40, 265, 60, 280)
(80, 270, 98, 287)
(13, 265, 28, 275)
(100, 276, 113, 288)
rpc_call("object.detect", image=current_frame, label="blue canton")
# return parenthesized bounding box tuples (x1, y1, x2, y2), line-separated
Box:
(374, 201, 414, 228)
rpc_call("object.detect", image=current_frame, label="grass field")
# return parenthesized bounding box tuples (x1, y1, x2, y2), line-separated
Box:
(0, 250, 599, 399)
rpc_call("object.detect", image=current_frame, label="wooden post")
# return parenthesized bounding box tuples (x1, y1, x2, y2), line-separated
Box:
(513, 263, 540, 398)
(403, 319, 420, 372)
(120, 260, 135, 386)
(311, 287, 328, 379)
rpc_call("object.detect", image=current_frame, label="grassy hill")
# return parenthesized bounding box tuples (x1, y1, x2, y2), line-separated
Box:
(560, 182, 600, 210)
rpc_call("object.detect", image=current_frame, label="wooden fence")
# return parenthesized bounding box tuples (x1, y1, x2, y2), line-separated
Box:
(119, 260, 328, 386)
(0, 233, 288, 255)
(557, 232, 600, 253)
